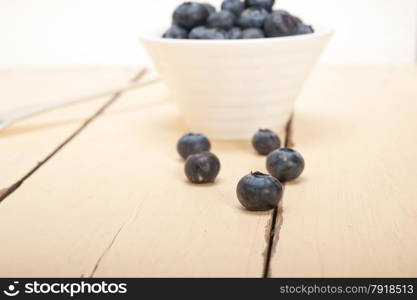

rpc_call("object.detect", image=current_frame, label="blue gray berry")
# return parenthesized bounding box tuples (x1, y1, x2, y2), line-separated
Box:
(177, 133, 211, 160)
(173, 2, 210, 30)
(296, 24, 314, 35)
(189, 26, 228, 39)
(207, 10, 236, 30)
(266, 148, 305, 182)
(242, 27, 265, 38)
(237, 7, 269, 29)
(227, 27, 243, 39)
(203, 2, 217, 14)
(264, 10, 300, 37)
(185, 152, 221, 184)
(237, 172, 283, 211)
(252, 129, 281, 155)
(245, 0, 275, 12)
(162, 25, 188, 39)
(221, 0, 245, 16)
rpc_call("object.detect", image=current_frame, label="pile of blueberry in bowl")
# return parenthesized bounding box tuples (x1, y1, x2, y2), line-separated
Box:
(177, 129, 305, 212)
(163, 0, 314, 40)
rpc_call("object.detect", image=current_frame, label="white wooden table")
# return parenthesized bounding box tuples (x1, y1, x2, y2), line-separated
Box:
(0, 66, 416, 277)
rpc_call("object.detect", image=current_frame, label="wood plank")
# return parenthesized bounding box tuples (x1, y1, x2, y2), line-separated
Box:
(0, 81, 276, 277)
(0, 68, 136, 192)
(270, 66, 417, 277)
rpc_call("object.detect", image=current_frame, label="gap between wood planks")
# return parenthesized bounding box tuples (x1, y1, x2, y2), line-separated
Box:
(263, 117, 294, 278)
(0, 69, 147, 204)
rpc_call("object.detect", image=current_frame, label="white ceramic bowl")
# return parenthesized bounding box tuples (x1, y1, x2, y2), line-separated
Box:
(139, 27, 333, 140)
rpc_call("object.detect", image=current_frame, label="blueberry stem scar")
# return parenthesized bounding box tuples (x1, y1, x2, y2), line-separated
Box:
(262, 115, 293, 278)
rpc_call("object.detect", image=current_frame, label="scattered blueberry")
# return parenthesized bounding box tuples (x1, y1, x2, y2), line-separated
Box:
(221, 0, 245, 16)
(227, 27, 243, 39)
(242, 27, 265, 39)
(237, 172, 283, 211)
(189, 26, 228, 39)
(173, 2, 210, 30)
(237, 7, 269, 29)
(252, 129, 281, 155)
(177, 133, 211, 159)
(266, 148, 305, 182)
(162, 25, 189, 39)
(244, 0, 275, 12)
(185, 152, 221, 184)
(264, 10, 300, 37)
(207, 10, 236, 30)
(203, 2, 217, 14)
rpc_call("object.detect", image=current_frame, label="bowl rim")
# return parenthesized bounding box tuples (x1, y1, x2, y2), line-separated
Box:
(138, 26, 333, 45)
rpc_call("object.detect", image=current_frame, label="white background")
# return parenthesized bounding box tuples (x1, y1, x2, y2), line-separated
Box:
(0, 0, 416, 68)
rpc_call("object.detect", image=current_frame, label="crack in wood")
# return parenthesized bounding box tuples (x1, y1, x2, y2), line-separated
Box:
(0, 69, 147, 205)
(262, 115, 294, 278)
(88, 195, 146, 277)
(88, 222, 128, 278)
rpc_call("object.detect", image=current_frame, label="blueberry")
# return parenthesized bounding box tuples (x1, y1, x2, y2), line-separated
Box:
(227, 27, 243, 39)
(237, 172, 283, 211)
(221, 0, 245, 16)
(189, 26, 228, 39)
(173, 2, 210, 30)
(266, 148, 305, 182)
(245, 0, 275, 12)
(188, 26, 207, 39)
(242, 27, 265, 39)
(264, 10, 301, 37)
(202, 2, 216, 15)
(207, 11, 236, 30)
(177, 133, 211, 159)
(185, 152, 221, 184)
(296, 24, 314, 35)
(252, 129, 281, 155)
(237, 7, 269, 29)
(162, 25, 188, 39)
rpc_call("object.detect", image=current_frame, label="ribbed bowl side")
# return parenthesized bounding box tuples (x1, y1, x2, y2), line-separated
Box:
(141, 32, 331, 140)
